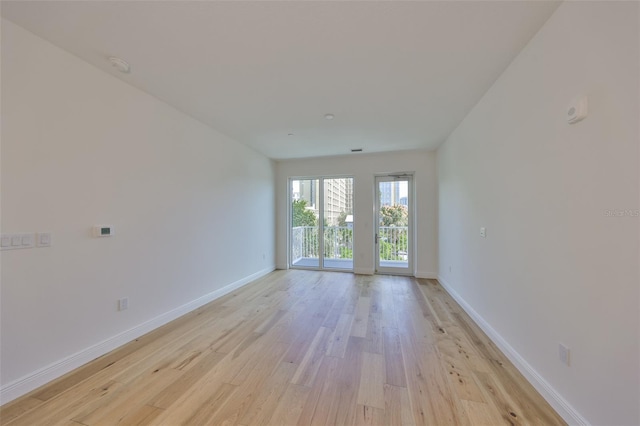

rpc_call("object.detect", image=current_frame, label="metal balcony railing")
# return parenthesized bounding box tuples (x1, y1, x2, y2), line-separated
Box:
(377, 226, 409, 261)
(291, 226, 408, 262)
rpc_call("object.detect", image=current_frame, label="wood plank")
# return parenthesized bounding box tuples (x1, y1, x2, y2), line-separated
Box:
(0, 397, 42, 424)
(114, 403, 165, 425)
(150, 380, 237, 425)
(356, 352, 385, 409)
(197, 343, 290, 425)
(71, 368, 182, 425)
(351, 296, 370, 338)
(354, 404, 385, 426)
(461, 399, 508, 426)
(440, 351, 486, 403)
(237, 361, 297, 425)
(365, 311, 384, 355)
(146, 350, 227, 409)
(400, 331, 465, 425)
(382, 326, 407, 387)
(5, 380, 124, 426)
(267, 383, 310, 425)
(383, 384, 413, 426)
(297, 355, 340, 426)
(175, 382, 238, 425)
(329, 337, 365, 425)
(474, 371, 528, 425)
(326, 313, 354, 358)
(291, 326, 333, 387)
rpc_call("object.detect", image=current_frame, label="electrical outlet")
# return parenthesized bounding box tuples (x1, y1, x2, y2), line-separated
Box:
(558, 343, 570, 366)
(118, 297, 129, 311)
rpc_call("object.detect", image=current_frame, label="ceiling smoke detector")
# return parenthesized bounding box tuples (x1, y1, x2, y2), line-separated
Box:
(108, 56, 131, 74)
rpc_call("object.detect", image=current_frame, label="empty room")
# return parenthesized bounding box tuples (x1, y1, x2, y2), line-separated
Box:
(1, 1, 638, 425)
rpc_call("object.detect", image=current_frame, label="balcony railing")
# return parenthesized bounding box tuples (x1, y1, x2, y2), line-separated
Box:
(291, 226, 321, 261)
(378, 226, 408, 261)
(291, 226, 408, 263)
(292, 226, 352, 262)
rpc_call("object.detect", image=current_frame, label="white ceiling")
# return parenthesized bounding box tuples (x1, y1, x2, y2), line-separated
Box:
(1, 1, 560, 160)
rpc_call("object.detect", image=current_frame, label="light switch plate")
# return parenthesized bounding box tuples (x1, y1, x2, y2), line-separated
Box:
(22, 234, 33, 246)
(480, 227, 487, 238)
(1, 233, 36, 250)
(38, 232, 52, 247)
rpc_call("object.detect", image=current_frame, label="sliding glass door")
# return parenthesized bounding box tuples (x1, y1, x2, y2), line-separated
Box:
(290, 177, 353, 271)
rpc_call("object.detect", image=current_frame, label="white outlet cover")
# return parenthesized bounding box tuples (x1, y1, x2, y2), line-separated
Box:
(118, 298, 129, 311)
(567, 96, 588, 124)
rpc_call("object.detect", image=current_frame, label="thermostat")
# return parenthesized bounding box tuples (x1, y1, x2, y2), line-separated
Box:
(93, 226, 114, 237)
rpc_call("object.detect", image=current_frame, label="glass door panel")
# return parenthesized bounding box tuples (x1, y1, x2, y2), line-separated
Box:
(375, 175, 412, 275)
(322, 177, 353, 270)
(290, 178, 320, 268)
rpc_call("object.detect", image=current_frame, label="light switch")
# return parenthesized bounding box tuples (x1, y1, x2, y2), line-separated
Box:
(21, 234, 33, 247)
(1, 233, 37, 250)
(480, 227, 487, 238)
(38, 232, 52, 247)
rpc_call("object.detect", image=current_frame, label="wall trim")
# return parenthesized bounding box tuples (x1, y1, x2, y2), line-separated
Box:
(353, 267, 374, 275)
(0, 266, 275, 405)
(436, 275, 589, 426)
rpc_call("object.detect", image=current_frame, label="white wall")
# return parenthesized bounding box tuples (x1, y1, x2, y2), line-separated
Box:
(437, 2, 639, 425)
(275, 150, 437, 277)
(0, 19, 275, 401)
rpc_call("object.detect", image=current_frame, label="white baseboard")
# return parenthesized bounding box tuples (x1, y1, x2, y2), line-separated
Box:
(415, 271, 438, 279)
(353, 267, 374, 275)
(0, 266, 275, 405)
(436, 276, 589, 426)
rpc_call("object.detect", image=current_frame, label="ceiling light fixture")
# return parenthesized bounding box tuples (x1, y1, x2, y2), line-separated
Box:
(324, 113, 335, 120)
(108, 56, 131, 74)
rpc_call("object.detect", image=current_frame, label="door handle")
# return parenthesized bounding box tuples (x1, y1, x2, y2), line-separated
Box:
(375, 233, 379, 244)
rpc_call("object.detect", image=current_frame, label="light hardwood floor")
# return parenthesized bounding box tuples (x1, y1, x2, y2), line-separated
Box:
(1, 270, 565, 425)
